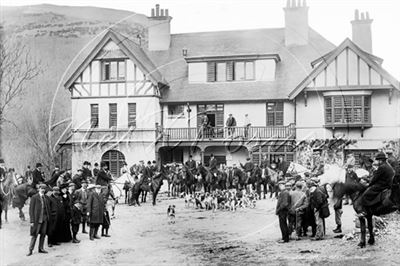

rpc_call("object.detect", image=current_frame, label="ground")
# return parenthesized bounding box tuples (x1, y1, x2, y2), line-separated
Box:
(1, 189, 400, 266)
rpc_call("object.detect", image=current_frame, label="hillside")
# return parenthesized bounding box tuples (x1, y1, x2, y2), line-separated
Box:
(0, 4, 151, 172)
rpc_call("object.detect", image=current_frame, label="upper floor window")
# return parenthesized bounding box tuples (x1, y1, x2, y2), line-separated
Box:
(266, 102, 284, 126)
(128, 103, 137, 128)
(325, 95, 371, 125)
(102, 60, 125, 81)
(109, 103, 117, 128)
(207, 61, 255, 82)
(168, 105, 185, 118)
(90, 104, 99, 128)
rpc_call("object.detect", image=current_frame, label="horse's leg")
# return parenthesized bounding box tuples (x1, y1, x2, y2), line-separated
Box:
(4, 206, 7, 223)
(367, 214, 375, 245)
(358, 217, 367, 248)
(19, 207, 25, 221)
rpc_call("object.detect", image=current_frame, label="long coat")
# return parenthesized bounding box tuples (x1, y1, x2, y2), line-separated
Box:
(362, 162, 394, 206)
(47, 194, 59, 236)
(32, 169, 44, 187)
(29, 193, 50, 236)
(87, 191, 104, 224)
(276, 190, 291, 215)
(96, 170, 112, 186)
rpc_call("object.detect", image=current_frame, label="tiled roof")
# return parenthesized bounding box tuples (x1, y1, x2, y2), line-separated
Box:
(146, 27, 336, 103)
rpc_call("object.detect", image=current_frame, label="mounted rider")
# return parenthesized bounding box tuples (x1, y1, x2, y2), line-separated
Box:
(361, 152, 394, 208)
(185, 155, 197, 176)
(209, 154, 218, 177)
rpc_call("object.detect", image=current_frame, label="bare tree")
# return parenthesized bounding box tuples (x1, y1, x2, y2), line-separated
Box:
(0, 26, 42, 158)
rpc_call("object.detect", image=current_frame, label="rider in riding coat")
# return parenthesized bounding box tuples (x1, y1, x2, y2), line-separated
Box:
(209, 154, 218, 177)
(185, 155, 197, 175)
(361, 152, 394, 208)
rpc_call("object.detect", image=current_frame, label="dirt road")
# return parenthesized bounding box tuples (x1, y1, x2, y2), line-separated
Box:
(1, 193, 399, 266)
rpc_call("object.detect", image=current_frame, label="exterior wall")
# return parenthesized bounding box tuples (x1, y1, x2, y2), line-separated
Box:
(72, 97, 160, 130)
(224, 103, 266, 127)
(163, 104, 197, 128)
(72, 142, 156, 173)
(188, 63, 207, 83)
(283, 101, 295, 126)
(255, 60, 276, 81)
(295, 90, 400, 148)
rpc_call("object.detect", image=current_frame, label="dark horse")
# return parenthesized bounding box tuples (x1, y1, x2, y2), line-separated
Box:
(138, 165, 167, 205)
(196, 164, 216, 193)
(181, 165, 196, 195)
(332, 181, 400, 248)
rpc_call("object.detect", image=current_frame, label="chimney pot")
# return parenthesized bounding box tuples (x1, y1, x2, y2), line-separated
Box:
(298, 0, 302, 7)
(355, 9, 359, 20)
(161, 9, 164, 16)
(366, 12, 370, 20)
(156, 4, 160, 16)
(361, 12, 365, 20)
(151, 8, 155, 17)
(286, 0, 290, 8)
(165, 9, 169, 16)
(303, 0, 307, 6)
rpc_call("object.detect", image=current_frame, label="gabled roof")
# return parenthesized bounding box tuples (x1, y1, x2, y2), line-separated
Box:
(146, 27, 335, 103)
(63, 29, 164, 89)
(288, 38, 400, 99)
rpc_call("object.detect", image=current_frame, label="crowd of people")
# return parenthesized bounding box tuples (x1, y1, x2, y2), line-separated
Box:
(0, 160, 115, 256)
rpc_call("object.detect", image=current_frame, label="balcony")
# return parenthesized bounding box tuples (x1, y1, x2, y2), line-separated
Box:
(159, 124, 295, 142)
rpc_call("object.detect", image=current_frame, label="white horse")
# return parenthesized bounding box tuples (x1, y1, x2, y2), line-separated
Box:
(286, 162, 310, 177)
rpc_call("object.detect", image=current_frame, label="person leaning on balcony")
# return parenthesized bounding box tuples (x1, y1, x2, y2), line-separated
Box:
(226, 114, 236, 137)
(244, 114, 251, 138)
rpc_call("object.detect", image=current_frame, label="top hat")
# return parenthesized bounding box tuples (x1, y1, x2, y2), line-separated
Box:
(375, 152, 387, 160)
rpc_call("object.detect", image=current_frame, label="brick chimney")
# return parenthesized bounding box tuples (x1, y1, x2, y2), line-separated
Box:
(284, 0, 309, 46)
(148, 4, 172, 51)
(351, 10, 373, 53)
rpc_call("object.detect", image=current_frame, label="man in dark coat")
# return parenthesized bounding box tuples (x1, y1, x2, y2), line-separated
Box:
(72, 169, 84, 189)
(343, 165, 360, 205)
(277, 155, 290, 176)
(47, 187, 62, 247)
(82, 161, 93, 183)
(27, 184, 50, 256)
(226, 113, 237, 136)
(232, 165, 245, 190)
(309, 181, 328, 240)
(362, 152, 394, 207)
(32, 163, 45, 189)
(92, 163, 100, 182)
(387, 151, 400, 185)
(87, 184, 104, 240)
(185, 155, 197, 175)
(96, 162, 112, 187)
(276, 181, 291, 243)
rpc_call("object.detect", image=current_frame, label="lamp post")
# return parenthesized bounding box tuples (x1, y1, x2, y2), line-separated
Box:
(187, 102, 191, 139)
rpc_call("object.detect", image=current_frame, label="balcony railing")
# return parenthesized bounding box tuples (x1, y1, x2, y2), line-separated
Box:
(160, 124, 295, 141)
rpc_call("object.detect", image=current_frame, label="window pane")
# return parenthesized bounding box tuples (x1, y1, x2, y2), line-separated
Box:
(344, 96, 352, 107)
(103, 63, 110, 80)
(245, 62, 254, 80)
(110, 62, 118, 80)
(276, 102, 284, 111)
(353, 96, 362, 107)
(344, 108, 352, 122)
(276, 112, 284, 125)
(234, 62, 245, 80)
(118, 61, 125, 80)
(168, 105, 184, 116)
(325, 97, 332, 108)
(333, 96, 342, 107)
(216, 63, 226, 81)
(364, 108, 370, 123)
(334, 108, 342, 123)
(354, 108, 362, 122)
(326, 109, 332, 123)
(267, 113, 275, 126)
(109, 103, 117, 128)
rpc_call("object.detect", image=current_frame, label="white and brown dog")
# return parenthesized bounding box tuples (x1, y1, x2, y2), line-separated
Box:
(167, 205, 176, 224)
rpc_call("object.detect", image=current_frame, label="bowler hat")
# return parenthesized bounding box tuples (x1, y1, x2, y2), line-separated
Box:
(38, 184, 47, 189)
(375, 152, 387, 160)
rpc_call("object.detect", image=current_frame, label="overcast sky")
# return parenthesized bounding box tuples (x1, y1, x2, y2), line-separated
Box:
(2, 0, 400, 79)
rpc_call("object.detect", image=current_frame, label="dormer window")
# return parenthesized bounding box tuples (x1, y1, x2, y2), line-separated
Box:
(102, 60, 126, 81)
(207, 61, 255, 82)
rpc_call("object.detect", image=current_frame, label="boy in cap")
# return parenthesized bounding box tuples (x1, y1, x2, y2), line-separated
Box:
(75, 179, 90, 234)
(71, 201, 82, 243)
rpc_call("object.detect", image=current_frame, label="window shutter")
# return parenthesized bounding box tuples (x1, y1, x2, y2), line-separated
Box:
(128, 103, 136, 127)
(90, 104, 99, 128)
(207, 62, 216, 82)
(226, 61, 234, 81)
(109, 103, 117, 128)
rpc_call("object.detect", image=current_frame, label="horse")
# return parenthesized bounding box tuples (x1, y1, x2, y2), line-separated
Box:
(11, 183, 37, 221)
(286, 162, 310, 178)
(181, 165, 196, 195)
(196, 164, 216, 193)
(137, 166, 167, 206)
(0, 174, 16, 224)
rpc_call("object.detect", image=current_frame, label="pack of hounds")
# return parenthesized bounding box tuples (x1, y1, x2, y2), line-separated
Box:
(182, 189, 259, 212)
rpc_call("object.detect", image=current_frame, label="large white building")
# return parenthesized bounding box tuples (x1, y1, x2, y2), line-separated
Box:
(60, 2, 399, 177)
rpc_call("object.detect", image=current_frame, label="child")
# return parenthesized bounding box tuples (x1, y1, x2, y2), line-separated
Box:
(71, 202, 82, 243)
(101, 208, 111, 237)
